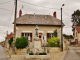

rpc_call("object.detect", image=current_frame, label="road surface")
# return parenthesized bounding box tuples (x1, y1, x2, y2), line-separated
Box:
(64, 46, 80, 60)
(0, 45, 8, 60)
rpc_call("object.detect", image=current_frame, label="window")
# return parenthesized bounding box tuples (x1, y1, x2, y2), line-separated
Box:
(76, 32, 77, 37)
(50, 33, 54, 38)
(47, 33, 54, 41)
(25, 33, 29, 37)
(21, 33, 32, 42)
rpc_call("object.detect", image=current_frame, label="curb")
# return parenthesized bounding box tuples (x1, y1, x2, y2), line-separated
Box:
(60, 47, 68, 60)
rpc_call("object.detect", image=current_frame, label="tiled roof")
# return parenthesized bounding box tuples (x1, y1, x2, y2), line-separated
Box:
(75, 26, 80, 33)
(7, 33, 13, 39)
(16, 14, 63, 25)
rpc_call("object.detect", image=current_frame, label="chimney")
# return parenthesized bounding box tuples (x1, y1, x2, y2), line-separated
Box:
(75, 25, 76, 28)
(19, 9, 22, 17)
(53, 12, 56, 18)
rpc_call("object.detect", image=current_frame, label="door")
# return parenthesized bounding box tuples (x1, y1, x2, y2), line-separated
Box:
(75, 39, 78, 45)
(39, 33, 42, 45)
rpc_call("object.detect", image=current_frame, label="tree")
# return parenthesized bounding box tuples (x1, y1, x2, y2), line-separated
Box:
(8, 37, 13, 46)
(15, 36, 29, 49)
(63, 34, 74, 40)
(71, 10, 80, 33)
(76, 18, 80, 26)
(54, 29, 58, 37)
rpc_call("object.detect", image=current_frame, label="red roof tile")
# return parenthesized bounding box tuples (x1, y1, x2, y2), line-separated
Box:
(7, 33, 14, 39)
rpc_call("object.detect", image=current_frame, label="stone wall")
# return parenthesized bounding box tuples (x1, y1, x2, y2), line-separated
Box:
(16, 47, 61, 55)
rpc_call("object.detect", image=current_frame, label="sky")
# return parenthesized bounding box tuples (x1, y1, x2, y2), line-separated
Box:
(0, 0, 80, 42)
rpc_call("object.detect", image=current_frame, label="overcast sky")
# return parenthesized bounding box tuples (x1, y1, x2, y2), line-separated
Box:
(0, 0, 80, 42)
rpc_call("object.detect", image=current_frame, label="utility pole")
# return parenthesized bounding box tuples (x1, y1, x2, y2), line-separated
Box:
(61, 4, 65, 51)
(61, 7, 63, 51)
(13, 0, 17, 53)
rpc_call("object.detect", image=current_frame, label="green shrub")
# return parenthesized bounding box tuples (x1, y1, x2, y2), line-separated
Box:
(29, 51, 34, 55)
(39, 51, 46, 55)
(15, 36, 29, 49)
(8, 37, 13, 46)
(48, 37, 60, 47)
(54, 29, 58, 37)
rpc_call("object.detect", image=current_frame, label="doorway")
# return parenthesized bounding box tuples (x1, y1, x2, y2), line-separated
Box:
(39, 33, 42, 45)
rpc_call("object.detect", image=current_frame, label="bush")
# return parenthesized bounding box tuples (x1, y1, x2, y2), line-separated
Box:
(39, 51, 46, 55)
(15, 36, 29, 49)
(8, 37, 13, 46)
(48, 37, 60, 47)
(29, 51, 34, 55)
(54, 29, 58, 37)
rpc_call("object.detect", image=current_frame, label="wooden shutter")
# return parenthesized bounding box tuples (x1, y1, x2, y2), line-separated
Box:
(21, 33, 24, 37)
(30, 33, 32, 42)
(47, 33, 49, 42)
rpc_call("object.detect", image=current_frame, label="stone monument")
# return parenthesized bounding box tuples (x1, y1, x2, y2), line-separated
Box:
(33, 25, 42, 54)
(25, 25, 50, 60)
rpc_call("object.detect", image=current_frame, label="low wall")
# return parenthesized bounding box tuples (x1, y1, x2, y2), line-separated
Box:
(63, 40, 70, 50)
(16, 47, 61, 55)
(42, 47, 61, 53)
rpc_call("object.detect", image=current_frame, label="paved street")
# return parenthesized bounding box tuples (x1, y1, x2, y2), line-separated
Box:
(0, 45, 8, 60)
(64, 46, 80, 60)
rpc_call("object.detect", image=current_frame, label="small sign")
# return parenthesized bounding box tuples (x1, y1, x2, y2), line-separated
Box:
(43, 36, 44, 40)
(43, 36, 46, 40)
(28, 36, 30, 40)
(27, 36, 28, 40)
(44, 36, 46, 40)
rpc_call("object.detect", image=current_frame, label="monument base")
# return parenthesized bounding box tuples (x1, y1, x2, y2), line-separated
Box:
(33, 37, 42, 54)
(24, 53, 50, 60)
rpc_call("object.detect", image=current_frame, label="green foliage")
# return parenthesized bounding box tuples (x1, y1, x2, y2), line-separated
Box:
(76, 18, 80, 26)
(63, 34, 74, 40)
(48, 37, 60, 47)
(29, 51, 33, 55)
(71, 9, 80, 32)
(15, 36, 29, 49)
(72, 10, 80, 16)
(39, 51, 46, 55)
(54, 29, 58, 37)
(8, 37, 13, 46)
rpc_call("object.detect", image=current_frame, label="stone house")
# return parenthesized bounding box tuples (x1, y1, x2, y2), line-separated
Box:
(74, 25, 80, 45)
(5, 32, 13, 48)
(16, 9, 64, 48)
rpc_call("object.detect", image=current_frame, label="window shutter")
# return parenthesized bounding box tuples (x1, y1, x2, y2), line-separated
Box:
(21, 33, 24, 37)
(47, 33, 49, 42)
(30, 33, 32, 42)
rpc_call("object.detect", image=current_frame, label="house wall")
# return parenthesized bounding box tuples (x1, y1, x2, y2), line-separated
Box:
(74, 29, 80, 45)
(16, 25, 61, 48)
(5, 39, 9, 48)
(5, 39, 7, 47)
(78, 33, 80, 45)
(74, 29, 78, 39)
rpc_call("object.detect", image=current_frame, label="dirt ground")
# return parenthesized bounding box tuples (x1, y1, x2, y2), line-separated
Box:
(5, 48, 65, 60)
